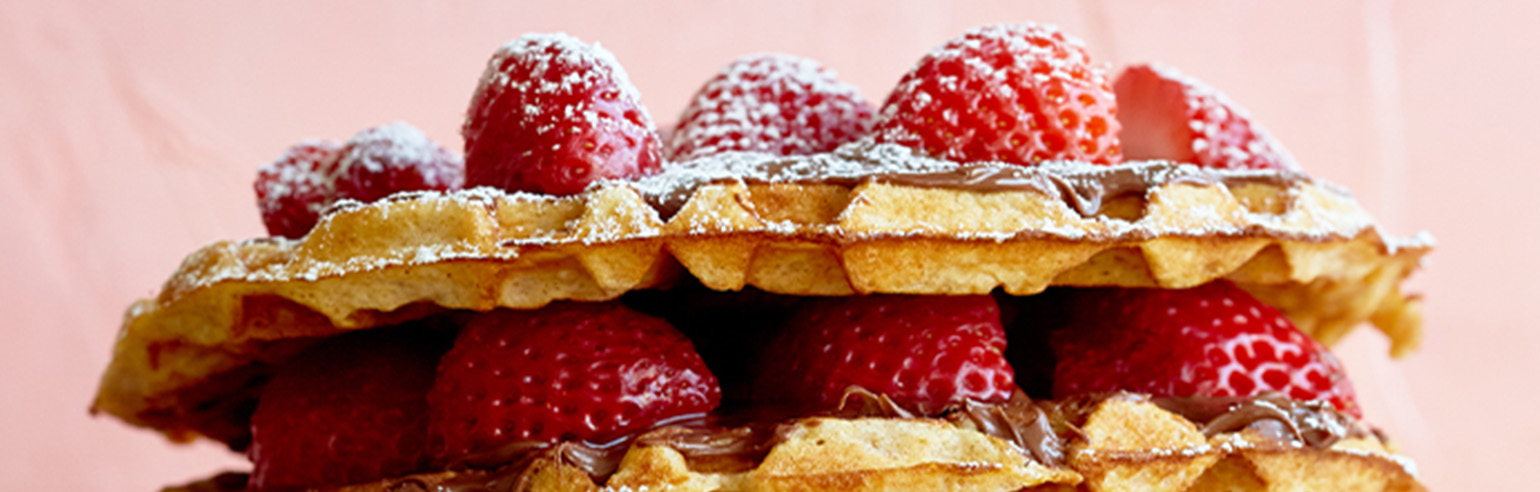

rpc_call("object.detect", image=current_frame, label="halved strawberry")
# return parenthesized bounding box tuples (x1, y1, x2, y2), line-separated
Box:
(871, 23, 1120, 165)
(427, 303, 720, 464)
(667, 54, 874, 161)
(1042, 281, 1360, 417)
(248, 329, 446, 491)
(253, 122, 462, 239)
(755, 295, 1015, 414)
(463, 33, 662, 196)
(1114, 63, 1298, 170)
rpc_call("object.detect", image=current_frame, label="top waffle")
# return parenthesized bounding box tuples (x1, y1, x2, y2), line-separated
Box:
(92, 142, 1430, 445)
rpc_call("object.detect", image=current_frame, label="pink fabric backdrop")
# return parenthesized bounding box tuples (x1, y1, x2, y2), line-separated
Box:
(3, 1, 1534, 490)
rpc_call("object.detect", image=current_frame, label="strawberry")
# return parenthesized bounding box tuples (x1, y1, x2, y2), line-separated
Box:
(248, 329, 446, 491)
(427, 303, 720, 464)
(463, 33, 663, 196)
(253, 140, 341, 239)
(253, 122, 463, 239)
(1114, 63, 1298, 170)
(1045, 281, 1360, 417)
(667, 54, 874, 161)
(755, 295, 1015, 414)
(326, 122, 465, 203)
(871, 23, 1121, 166)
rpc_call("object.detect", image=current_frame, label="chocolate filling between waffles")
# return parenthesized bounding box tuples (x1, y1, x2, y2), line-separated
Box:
(150, 386, 1382, 492)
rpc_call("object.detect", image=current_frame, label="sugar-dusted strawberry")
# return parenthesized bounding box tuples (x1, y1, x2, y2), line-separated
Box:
(463, 33, 662, 196)
(667, 54, 874, 161)
(248, 329, 446, 491)
(326, 122, 465, 203)
(254, 140, 341, 239)
(1115, 63, 1298, 171)
(756, 295, 1015, 414)
(427, 303, 719, 464)
(1045, 281, 1360, 417)
(871, 23, 1120, 165)
(253, 122, 463, 239)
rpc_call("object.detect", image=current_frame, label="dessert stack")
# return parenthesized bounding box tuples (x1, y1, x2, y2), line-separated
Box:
(94, 23, 1431, 492)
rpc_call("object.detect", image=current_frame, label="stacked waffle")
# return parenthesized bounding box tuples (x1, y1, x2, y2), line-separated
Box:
(94, 23, 1431, 492)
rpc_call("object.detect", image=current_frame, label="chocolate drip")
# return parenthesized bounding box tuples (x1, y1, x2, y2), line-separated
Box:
(1152, 392, 1372, 448)
(431, 448, 549, 492)
(431, 441, 629, 492)
(830, 386, 917, 418)
(821, 388, 1068, 468)
(942, 393, 1065, 467)
(633, 422, 788, 473)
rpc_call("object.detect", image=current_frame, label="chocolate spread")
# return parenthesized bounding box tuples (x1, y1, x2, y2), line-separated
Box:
(1150, 392, 1374, 448)
(352, 389, 1378, 492)
(629, 144, 1310, 217)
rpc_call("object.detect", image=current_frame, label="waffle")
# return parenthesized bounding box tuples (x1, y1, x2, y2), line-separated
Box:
(644, 146, 1428, 354)
(95, 144, 1430, 491)
(159, 393, 1422, 492)
(93, 145, 1430, 445)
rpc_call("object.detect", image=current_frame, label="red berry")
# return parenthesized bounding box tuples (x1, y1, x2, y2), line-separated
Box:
(248, 330, 444, 491)
(254, 140, 341, 239)
(326, 122, 465, 203)
(463, 33, 662, 196)
(667, 54, 874, 161)
(1046, 281, 1360, 417)
(1114, 63, 1298, 171)
(427, 303, 719, 463)
(871, 23, 1121, 166)
(756, 295, 1015, 413)
(253, 123, 463, 239)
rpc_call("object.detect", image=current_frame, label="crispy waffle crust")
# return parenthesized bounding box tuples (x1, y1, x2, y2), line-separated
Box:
(96, 145, 1430, 491)
(161, 395, 1424, 492)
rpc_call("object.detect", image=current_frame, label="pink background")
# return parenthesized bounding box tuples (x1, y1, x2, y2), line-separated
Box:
(2, 1, 1534, 490)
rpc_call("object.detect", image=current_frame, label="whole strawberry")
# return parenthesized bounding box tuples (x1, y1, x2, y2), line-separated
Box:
(427, 303, 719, 464)
(1045, 281, 1360, 417)
(756, 295, 1015, 414)
(872, 23, 1120, 165)
(254, 122, 463, 239)
(254, 140, 341, 239)
(1114, 63, 1298, 170)
(463, 33, 663, 196)
(248, 329, 446, 491)
(326, 122, 465, 202)
(667, 54, 874, 161)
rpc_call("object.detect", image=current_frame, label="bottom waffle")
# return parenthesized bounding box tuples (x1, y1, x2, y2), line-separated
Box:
(161, 392, 1423, 492)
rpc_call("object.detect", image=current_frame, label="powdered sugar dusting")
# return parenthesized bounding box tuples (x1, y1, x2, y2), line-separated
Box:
(173, 184, 671, 294)
(1383, 230, 1436, 255)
